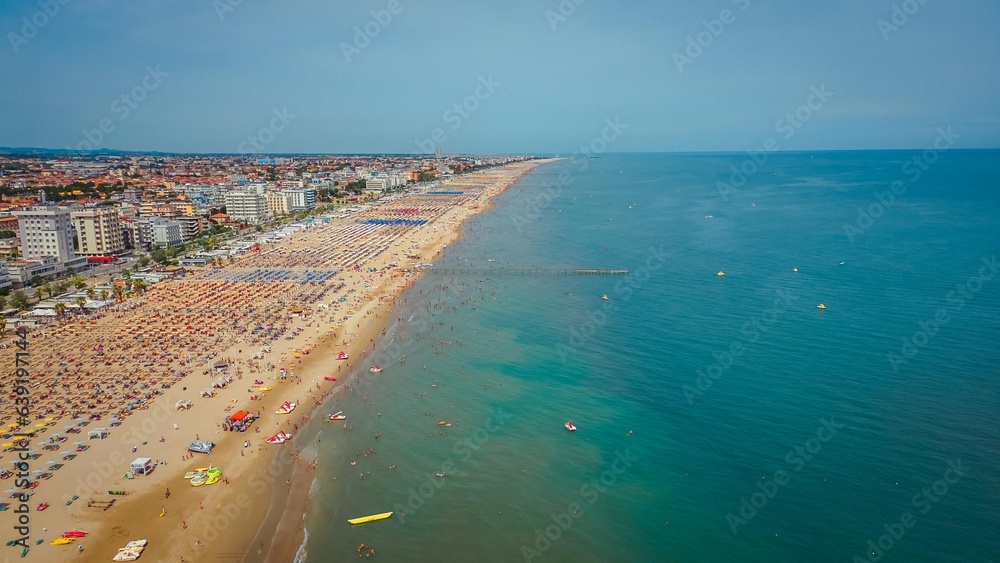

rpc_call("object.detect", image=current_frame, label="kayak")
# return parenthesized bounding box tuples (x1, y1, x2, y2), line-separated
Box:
(348, 511, 393, 525)
(50, 537, 74, 545)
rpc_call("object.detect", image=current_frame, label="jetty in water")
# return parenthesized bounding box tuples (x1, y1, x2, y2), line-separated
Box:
(427, 268, 628, 276)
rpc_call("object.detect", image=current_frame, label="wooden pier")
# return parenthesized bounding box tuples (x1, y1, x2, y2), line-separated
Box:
(427, 268, 628, 276)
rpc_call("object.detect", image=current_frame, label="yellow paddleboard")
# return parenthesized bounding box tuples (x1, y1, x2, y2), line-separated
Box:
(51, 537, 74, 545)
(347, 511, 393, 525)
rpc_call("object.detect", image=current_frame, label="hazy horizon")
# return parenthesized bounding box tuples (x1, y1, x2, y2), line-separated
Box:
(2, 0, 998, 154)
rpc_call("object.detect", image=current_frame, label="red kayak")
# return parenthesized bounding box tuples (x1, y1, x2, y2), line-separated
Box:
(324, 376, 337, 381)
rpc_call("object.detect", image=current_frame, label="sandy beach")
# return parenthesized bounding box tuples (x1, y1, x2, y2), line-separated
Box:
(0, 159, 551, 562)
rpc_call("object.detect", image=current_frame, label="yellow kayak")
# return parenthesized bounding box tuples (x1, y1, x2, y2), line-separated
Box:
(347, 511, 393, 525)
(51, 537, 75, 545)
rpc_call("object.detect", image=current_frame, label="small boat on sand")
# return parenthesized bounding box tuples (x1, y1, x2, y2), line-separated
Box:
(267, 431, 292, 444)
(565, 421, 577, 432)
(50, 537, 74, 545)
(348, 511, 393, 525)
(275, 401, 296, 414)
(336, 351, 349, 360)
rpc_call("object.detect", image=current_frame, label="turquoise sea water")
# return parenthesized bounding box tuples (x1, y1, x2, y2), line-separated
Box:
(295, 152, 999, 562)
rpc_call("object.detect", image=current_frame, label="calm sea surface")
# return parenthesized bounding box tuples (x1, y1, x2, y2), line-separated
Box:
(295, 152, 1000, 562)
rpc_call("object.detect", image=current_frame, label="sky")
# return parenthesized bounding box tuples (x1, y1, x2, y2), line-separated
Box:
(1, 0, 998, 154)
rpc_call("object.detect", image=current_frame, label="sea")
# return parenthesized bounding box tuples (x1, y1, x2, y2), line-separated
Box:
(292, 152, 1000, 562)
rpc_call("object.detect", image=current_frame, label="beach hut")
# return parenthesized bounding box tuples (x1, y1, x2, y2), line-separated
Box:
(129, 457, 153, 476)
(87, 427, 108, 440)
(175, 399, 193, 411)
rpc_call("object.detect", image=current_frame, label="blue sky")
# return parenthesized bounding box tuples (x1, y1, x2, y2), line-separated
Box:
(1, 0, 998, 154)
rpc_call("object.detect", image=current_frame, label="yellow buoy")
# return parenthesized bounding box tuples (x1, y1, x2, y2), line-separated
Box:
(717, 271, 725, 276)
(601, 294, 608, 300)
(816, 303, 826, 310)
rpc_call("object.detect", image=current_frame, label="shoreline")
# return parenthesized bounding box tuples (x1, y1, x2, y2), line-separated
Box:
(0, 159, 553, 563)
(248, 159, 555, 563)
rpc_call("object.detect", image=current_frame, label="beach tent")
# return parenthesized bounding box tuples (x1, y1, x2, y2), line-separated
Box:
(87, 428, 108, 440)
(228, 411, 250, 422)
(201, 388, 216, 398)
(175, 400, 192, 411)
(129, 458, 153, 476)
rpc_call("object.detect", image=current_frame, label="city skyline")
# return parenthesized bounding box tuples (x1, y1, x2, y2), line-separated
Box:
(2, 0, 998, 154)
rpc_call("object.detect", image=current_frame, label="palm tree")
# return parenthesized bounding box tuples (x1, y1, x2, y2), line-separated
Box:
(112, 285, 125, 303)
(132, 279, 147, 296)
(86, 288, 96, 300)
(54, 302, 67, 322)
(40, 282, 51, 300)
(100, 289, 110, 303)
(0, 316, 6, 338)
(10, 290, 30, 311)
(76, 297, 87, 312)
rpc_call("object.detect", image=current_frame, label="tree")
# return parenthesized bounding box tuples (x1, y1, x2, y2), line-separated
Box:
(86, 288, 96, 300)
(100, 289, 110, 303)
(39, 282, 51, 300)
(10, 290, 30, 311)
(137, 255, 151, 268)
(0, 316, 6, 338)
(65, 267, 75, 276)
(54, 302, 67, 321)
(30, 274, 43, 288)
(54, 281, 70, 296)
(76, 297, 87, 312)
(112, 285, 125, 303)
(0, 295, 6, 311)
(132, 279, 147, 295)
(72, 276, 87, 290)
